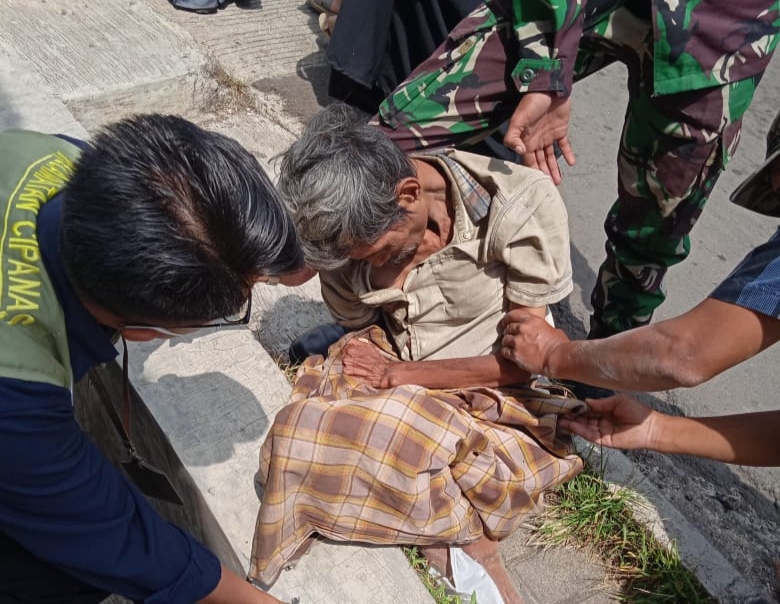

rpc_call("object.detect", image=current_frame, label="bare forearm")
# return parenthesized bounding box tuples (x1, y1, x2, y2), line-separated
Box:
(200, 566, 283, 604)
(544, 328, 694, 391)
(545, 299, 776, 392)
(386, 354, 531, 389)
(650, 411, 780, 466)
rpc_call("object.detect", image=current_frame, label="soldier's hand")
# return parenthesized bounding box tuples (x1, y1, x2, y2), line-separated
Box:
(504, 92, 575, 185)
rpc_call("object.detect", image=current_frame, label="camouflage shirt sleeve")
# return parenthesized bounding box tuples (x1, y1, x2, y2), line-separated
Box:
(653, 0, 779, 94)
(489, 0, 586, 96)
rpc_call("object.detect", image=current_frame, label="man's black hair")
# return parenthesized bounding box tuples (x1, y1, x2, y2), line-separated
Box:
(61, 114, 304, 323)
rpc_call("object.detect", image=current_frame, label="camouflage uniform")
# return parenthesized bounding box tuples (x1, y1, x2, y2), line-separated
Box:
(371, 0, 780, 337)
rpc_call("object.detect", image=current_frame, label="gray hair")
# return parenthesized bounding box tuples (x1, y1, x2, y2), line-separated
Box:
(277, 103, 415, 270)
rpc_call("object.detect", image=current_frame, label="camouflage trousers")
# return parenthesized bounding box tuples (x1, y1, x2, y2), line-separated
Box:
(371, 4, 765, 337)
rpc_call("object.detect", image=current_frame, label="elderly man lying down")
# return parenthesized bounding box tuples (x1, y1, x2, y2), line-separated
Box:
(249, 104, 585, 603)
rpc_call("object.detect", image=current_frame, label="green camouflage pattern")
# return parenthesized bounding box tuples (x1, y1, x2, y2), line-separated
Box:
(653, 0, 780, 95)
(492, 0, 585, 94)
(376, 5, 518, 149)
(589, 74, 759, 337)
(373, 0, 776, 337)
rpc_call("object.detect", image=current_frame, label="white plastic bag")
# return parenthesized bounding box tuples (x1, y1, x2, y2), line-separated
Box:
(449, 545, 505, 604)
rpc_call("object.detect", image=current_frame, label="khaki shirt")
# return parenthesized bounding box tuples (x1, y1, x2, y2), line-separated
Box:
(320, 149, 572, 361)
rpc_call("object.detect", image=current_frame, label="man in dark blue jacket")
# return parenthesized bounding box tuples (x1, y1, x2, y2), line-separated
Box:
(0, 115, 303, 604)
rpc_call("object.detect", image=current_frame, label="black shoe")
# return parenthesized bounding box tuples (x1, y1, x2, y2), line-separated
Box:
(288, 323, 346, 365)
(562, 380, 615, 401)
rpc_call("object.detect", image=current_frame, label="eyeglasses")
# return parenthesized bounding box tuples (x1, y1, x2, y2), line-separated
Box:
(120, 295, 253, 338)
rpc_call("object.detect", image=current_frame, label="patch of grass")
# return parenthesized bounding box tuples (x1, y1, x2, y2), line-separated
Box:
(277, 358, 300, 384)
(531, 466, 715, 603)
(403, 546, 476, 604)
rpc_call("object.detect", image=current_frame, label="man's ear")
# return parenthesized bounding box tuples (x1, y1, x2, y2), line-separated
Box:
(396, 177, 421, 210)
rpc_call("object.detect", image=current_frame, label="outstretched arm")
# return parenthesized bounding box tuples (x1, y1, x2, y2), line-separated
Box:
(501, 297, 780, 391)
(344, 305, 548, 389)
(559, 395, 780, 466)
(343, 338, 532, 389)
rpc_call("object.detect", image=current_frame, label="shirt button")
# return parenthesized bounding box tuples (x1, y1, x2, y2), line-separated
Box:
(519, 68, 536, 83)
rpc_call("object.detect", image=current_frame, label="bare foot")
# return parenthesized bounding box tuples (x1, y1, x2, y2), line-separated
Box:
(462, 536, 525, 604)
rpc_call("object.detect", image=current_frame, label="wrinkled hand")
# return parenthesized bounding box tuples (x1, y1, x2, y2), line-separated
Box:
(500, 308, 570, 375)
(503, 92, 575, 185)
(342, 338, 395, 388)
(559, 394, 659, 450)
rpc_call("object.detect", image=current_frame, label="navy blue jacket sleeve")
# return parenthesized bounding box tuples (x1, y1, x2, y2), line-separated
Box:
(710, 227, 780, 320)
(0, 377, 222, 603)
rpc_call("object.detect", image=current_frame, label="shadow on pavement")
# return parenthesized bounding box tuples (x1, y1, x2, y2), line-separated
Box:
(0, 81, 22, 131)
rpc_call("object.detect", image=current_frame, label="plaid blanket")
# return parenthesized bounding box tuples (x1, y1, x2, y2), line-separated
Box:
(249, 327, 585, 584)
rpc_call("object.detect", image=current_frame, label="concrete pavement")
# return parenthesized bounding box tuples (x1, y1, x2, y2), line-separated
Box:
(1, 0, 777, 602)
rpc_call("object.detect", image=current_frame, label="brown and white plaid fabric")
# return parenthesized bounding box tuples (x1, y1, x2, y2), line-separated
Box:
(249, 327, 585, 585)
